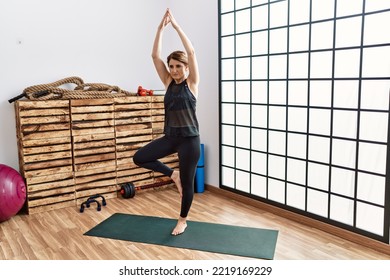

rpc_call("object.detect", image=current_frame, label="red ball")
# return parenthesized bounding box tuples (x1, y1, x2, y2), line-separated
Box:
(0, 164, 26, 222)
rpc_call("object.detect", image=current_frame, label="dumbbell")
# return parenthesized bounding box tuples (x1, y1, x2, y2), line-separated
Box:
(137, 85, 154, 96)
(120, 179, 174, 199)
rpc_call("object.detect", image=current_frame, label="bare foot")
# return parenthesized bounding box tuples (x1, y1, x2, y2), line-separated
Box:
(171, 170, 183, 197)
(171, 217, 187, 236)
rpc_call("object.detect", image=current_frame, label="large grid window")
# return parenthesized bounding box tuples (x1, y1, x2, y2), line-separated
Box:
(219, 0, 390, 243)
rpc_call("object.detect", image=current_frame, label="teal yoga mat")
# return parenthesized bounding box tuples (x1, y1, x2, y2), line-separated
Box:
(84, 213, 278, 259)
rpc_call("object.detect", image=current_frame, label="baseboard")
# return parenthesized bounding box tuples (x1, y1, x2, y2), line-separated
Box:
(205, 184, 390, 256)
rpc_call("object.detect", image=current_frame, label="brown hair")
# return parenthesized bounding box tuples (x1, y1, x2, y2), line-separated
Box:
(167, 51, 188, 66)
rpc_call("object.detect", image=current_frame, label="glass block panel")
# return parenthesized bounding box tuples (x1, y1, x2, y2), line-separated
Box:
(310, 51, 333, 78)
(236, 81, 251, 103)
(236, 170, 250, 193)
(269, 54, 287, 79)
(221, 103, 235, 124)
(269, 27, 287, 54)
(364, 11, 390, 45)
(221, 81, 235, 102)
(222, 166, 235, 188)
(361, 80, 390, 110)
(252, 5, 268, 31)
(251, 174, 267, 198)
(221, 125, 235, 146)
(310, 81, 332, 107)
(335, 17, 362, 48)
(236, 148, 250, 171)
(221, 58, 235, 80)
(269, 81, 286, 105)
(221, 12, 235, 36)
(289, 24, 310, 52)
(221, 0, 235, 13)
(269, 0, 288, 28)
(222, 145, 235, 167)
(357, 172, 385, 206)
(221, 35, 235, 58)
(287, 132, 307, 159)
(365, 2, 390, 15)
(334, 49, 361, 78)
(236, 33, 251, 57)
(236, 104, 251, 125)
(331, 167, 355, 197)
(333, 80, 359, 109)
(311, 0, 335, 21)
(336, 0, 363, 17)
(307, 189, 329, 218)
(356, 202, 384, 236)
(332, 110, 358, 139)
(236, 0, 251, 10)
(269, 106, 286, 130)
(251, 151, 267, 175)
(308, 162, 329, 191)
(252, 31, 268, 56)
(236, 57, 251, 80)
(359, 112, 388, 143)
(236, 9, 251, 33)
(309, 108, 331, 135)
(362, 46, 390, 78)
(288, 107, 307, 133)
(311, 21, 334, 50)
(332, 139, 356, 169)
(268, 178, 285, 204)
(289, 53, 309, 79)
(252, 105, 267, 128)
(251, 128, 267, 152)
(268, 130, 286, 155)
(288, 81, 308, 106)
(308, 136, 330, 163)
(287, 158, 306, 185)
(252, 56, 268, 79)
(236, 126, 250, 149)
(289, 0, 311, 25)
(252, 81, 268, 104)
(268, 155, 285, 180)
(330, 195, 354, 226)
(286, 183, 306, 210)
(358, 143, 387, 175)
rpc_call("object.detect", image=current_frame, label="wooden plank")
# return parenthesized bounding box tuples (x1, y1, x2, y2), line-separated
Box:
(23, 159, 73, 171)
(73, 146, 115, 157)
(114, 96, 151, 104)
(71, 98, 114, 106)
(23, 143, 71, 155)
(19, 115, 70, 125)
(115, 110, 151, 118)
(23, 151, 72, 163)
(26, 172, 74, 185)
(74, 153, 116, 165)
(22, 130, 71, 141)
(115, 135, 152, 144)
(28, 193, 75, 207)
(24, 166, 73, 178)
(75, 160, 117, 172)
(17, 100, 69, 109)
(71, 126, 115, 136)
(71, 105, 115, 113)
(75, 171, 117, 185)
(72, 133, 115, 143)
(115, 117, 152, 125)
(19, 108, 69, 117)
(71, 112, 114, 121)
(75, 179, 117, 191)
(116, 150, 136, 160)
(27, 178, 75, 192)
(116, 128, 153, 138)
(22, 123, 70, 134)
(28, 185, 75, 198)
(116, 168, 152, 178)
(75, 165, 116, 177)
(22, 137, 71, 147)
(115, 103, 151, 110)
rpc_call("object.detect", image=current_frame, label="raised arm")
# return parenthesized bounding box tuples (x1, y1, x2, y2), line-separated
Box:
(167, 9, 200, 95)
(152, 10, 172, 88)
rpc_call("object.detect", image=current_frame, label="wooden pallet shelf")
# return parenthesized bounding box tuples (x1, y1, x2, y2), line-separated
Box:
(15, 95, 178, 214)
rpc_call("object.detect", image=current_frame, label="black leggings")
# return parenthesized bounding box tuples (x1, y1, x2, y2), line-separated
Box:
(133, 135, 200, 218)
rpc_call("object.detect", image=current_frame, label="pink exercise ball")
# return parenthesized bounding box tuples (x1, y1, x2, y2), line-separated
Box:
(0, 164, 26, 222)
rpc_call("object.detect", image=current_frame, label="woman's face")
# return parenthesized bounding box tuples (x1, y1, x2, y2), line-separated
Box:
(168, 58, 188, 82)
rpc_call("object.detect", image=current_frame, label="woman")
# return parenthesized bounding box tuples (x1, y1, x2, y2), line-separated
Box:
(133, 9, 200, 236)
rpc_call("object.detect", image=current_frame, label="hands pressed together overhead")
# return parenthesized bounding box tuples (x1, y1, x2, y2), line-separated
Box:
(160, 8, 179, 30)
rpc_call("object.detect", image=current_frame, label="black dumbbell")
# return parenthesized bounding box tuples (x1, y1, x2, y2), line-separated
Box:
(120, 182, 136, 199)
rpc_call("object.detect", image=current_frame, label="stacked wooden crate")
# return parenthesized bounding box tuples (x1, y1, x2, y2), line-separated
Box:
(70, 99, 118, 206)
(14, 100, 75, 214)
(14, 96, 179, 214)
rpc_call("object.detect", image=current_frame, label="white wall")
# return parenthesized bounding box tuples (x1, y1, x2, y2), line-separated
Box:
(0, 0, 220, 187)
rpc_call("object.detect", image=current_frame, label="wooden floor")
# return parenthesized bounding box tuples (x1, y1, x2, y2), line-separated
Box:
(1, 186, 389, 260)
